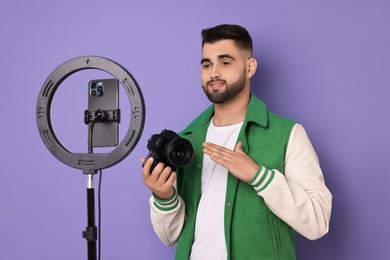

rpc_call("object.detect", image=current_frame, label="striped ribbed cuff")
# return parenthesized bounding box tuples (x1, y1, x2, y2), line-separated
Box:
(247, 165, 275, 194)
(153, 189, 179, 211)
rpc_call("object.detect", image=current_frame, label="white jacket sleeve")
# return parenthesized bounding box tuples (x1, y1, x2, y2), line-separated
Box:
(248, 123, 332, 240)
(149, 190, 186, 246)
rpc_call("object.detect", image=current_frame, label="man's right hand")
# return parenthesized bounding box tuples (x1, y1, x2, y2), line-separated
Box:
(141, 157, 176, 200)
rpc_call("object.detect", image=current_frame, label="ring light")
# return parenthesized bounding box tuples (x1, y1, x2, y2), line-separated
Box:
(36, 56, 145, 174)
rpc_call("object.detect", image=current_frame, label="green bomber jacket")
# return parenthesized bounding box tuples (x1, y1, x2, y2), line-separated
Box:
(174, 94, 297, 260)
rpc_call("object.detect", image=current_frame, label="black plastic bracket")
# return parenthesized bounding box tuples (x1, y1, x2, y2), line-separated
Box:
(84, 109, 121, 124)
(82, 226, 97, 242)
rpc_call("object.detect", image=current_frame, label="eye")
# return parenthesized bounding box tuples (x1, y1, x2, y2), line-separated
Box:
(202, 63, 211, 69)
(221, 60, 232, 66)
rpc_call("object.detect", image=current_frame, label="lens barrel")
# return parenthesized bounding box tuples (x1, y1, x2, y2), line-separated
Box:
(166, 138, 193, 167)
(145, 129, 194, 172)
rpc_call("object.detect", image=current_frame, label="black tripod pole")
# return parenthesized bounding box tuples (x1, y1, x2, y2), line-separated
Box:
(83, 173, 97, 260)
(83, 118, 98, 260)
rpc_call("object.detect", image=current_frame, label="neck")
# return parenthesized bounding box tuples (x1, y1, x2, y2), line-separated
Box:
(213, 92, 250, 127)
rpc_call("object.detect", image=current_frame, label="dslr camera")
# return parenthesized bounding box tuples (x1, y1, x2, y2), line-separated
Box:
(145, 129, 194, 172)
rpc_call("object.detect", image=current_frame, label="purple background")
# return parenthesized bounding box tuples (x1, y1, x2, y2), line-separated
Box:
(1, 0, 389, 259)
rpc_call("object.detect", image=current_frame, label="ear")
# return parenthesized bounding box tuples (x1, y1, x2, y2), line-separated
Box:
(246, 57, 258, 79)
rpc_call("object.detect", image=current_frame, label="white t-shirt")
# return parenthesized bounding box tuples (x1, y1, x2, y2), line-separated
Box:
(190, 119, 243, 260)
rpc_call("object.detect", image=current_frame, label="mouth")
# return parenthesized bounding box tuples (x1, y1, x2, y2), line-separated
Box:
(208, 80, 225, 90)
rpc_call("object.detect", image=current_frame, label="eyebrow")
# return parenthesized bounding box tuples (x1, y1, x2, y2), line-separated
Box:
(201, 54, 236, 64)
(201, 58, 211, 64)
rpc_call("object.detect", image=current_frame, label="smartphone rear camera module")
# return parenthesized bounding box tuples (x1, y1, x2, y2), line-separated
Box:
(89, 81, 104, 97)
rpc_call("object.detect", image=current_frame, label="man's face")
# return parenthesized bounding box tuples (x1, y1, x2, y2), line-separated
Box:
(201, 39, 251, 104)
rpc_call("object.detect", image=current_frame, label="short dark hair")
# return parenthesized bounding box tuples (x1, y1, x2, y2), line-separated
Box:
(201, 24, 253, 53)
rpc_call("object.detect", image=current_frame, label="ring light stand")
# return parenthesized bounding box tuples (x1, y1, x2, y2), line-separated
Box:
(36, 56, 145, 260)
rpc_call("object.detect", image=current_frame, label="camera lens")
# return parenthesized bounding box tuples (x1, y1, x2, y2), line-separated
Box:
(167, 138, 194, 167)
(91, 82, 97, 89)
(145, 129, 194, 172)
(91, 90, 97, 97)
(173, 145, 186, 160)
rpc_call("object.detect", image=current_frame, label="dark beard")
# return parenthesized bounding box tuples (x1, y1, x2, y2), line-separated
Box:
(202, 71, 246, 104)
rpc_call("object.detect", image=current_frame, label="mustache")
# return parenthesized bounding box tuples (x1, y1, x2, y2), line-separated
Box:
(207, 79, 226, 85)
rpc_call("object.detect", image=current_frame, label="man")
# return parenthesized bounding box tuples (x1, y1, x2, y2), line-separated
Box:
(141, 24, 332, 260)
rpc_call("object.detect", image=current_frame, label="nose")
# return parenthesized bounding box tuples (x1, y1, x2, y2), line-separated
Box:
(210, 64, 221, 79)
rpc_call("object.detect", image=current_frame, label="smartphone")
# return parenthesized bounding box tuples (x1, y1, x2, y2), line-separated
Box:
(88, 78, 119, 147)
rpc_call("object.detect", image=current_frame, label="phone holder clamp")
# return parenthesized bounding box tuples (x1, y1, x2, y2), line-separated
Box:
(84, 109, 121, 124)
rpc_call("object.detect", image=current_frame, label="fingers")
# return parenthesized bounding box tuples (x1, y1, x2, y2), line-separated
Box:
(203, 141, 244, 158)
(141, 156, 176, 186)
(155, 164, 174, 184)
(202, 141, 259, 182)
(166, 171, 177, 186)
(141, 157, 153, 179)
(203, 142, 231, 161)
(235, 141, 243, 153)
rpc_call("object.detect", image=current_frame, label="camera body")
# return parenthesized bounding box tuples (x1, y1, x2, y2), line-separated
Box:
(145, 129, 194, 172)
